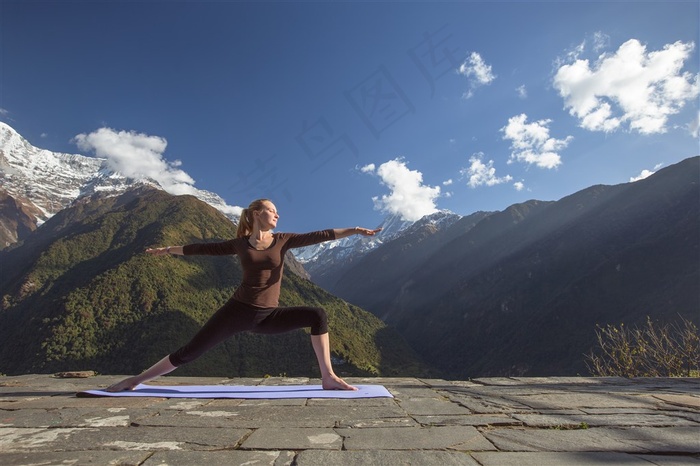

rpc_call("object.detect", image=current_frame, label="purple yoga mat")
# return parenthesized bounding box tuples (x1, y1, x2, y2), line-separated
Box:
(78, 384, 393, 399)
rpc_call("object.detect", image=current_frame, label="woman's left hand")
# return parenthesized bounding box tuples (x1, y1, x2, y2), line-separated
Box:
(145, 247, 170, 256)
(355, 227, 382, 236)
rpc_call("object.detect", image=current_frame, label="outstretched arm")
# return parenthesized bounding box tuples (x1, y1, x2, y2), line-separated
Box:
(333, 227, 382, 240)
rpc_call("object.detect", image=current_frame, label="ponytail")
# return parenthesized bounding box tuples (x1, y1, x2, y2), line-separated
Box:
(236, 209, 252, 237)
(236, 199, 272, 238)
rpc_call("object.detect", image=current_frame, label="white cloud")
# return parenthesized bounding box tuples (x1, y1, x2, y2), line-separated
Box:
(514, 181, 525, 191)
(688, 111, 700, 138)
(443, 179, 453, 186)
(592, 32, 610, 52)
(72, 128, 238, 221)
(630, 169, 655, 182)
(365, 158, 440, 222)
(458, 52, 495, 99)
(461, 153, 513, 188)
(40, 133, 48, 138)
(0, 108, 9, 116)
(73, 128, 198, 194)
(555, 32, 609, 69)
(553, 39, 700, 134)
(568, 40, 587, 62)
(516, 85, 527, 99)
(360, 163, 376, 173)
(630, 163, 664, 182)
(74, 128, 244, 217)
(501, 114, 572, 169)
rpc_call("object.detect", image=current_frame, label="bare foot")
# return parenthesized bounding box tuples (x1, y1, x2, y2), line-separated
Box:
(322, 374, 357, 391)
(104, 377, 140, 392)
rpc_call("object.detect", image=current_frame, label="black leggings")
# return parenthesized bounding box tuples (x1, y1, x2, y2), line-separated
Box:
(169, 298, 328, 367)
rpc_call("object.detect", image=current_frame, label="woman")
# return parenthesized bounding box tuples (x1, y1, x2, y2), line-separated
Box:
(106, 199, 380, 392)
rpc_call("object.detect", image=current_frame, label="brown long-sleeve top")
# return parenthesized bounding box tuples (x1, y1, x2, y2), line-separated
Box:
(182, 229, 335, 308)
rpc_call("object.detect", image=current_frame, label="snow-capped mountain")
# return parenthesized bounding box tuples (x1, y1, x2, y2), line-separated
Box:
(400, 209, 464, 237)
(295, 210, 462, 278)
(293, 213, 412, 265)
(0, 122, 238, 228)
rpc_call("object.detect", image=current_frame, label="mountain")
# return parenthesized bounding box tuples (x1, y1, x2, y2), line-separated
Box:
(295, 210, 462, 284)
(0, 122, 238, 248)
(293, 213, 412, 266)
(318, 209, 496, 316)
(0, 187, 429, 378)
(0, 187, 41, 248)
(319, 157, 700, 378)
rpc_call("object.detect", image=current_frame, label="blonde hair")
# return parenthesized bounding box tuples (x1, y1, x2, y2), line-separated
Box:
(236, 199, 272, 238)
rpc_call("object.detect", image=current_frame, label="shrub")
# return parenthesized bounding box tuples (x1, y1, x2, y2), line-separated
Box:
(585, 315, 699, 377)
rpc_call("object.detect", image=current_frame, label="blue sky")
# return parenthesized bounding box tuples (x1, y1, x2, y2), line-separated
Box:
(2, 1, 698, 232)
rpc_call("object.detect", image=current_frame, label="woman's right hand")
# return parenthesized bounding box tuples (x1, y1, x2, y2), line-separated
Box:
(104, 376, 139, 392)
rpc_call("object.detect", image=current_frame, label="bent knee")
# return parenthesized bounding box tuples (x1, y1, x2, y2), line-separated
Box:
(311, 307, 328, 335)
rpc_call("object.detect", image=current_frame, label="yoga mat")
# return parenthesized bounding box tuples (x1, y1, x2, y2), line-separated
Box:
(78, 384, 393, 399)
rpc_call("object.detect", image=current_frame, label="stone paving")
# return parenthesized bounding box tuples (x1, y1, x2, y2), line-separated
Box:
(0, 374, 698, 465)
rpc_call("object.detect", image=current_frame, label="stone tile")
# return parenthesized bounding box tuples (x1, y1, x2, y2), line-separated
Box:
(580, 408, 700, 423)
(152, 398, 217, 410)
(0, 426, 250, 452)
(609, 426, 700, 454)
(241, 427, 342, 450)
(420, 378, 481, 388)
(337, 425, 497, 451)
(0, 390, 72, 401)
(513, 413, 699, 428)
(632, 454, 700, 465)
(512, 377, 629, 387)
(351, 377, 425, 387)
(5, 394, 161, 410)
(472, 451, 657, 465)
(143, 450, 294, 465)
(618, 378, 700, 389)
(441, 385, 571, 398)
(413, 414, 522, 427)
(398, 397, 472, 415)
(653, 394, 700, 409)
(132, 408, 251, 428)
(388, 386, 443, 399)
(484, 426, 700, 454)
(0, 408, 65, 428)
(0, 427, 96, 453)
(446, 393, 534, 414)
(136, 404, 406, 428)
(307, 397, 395, 407)
(580, 408, 671, 415)
(85, 425, 251, 452)
(471, 377, 523, 386)
(336, 417, 418, 428)
(0, 451, 151, 465)
(296, 449, 480, 466)
(484, 427, 640, 453)
(502, 392, 664, 410)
